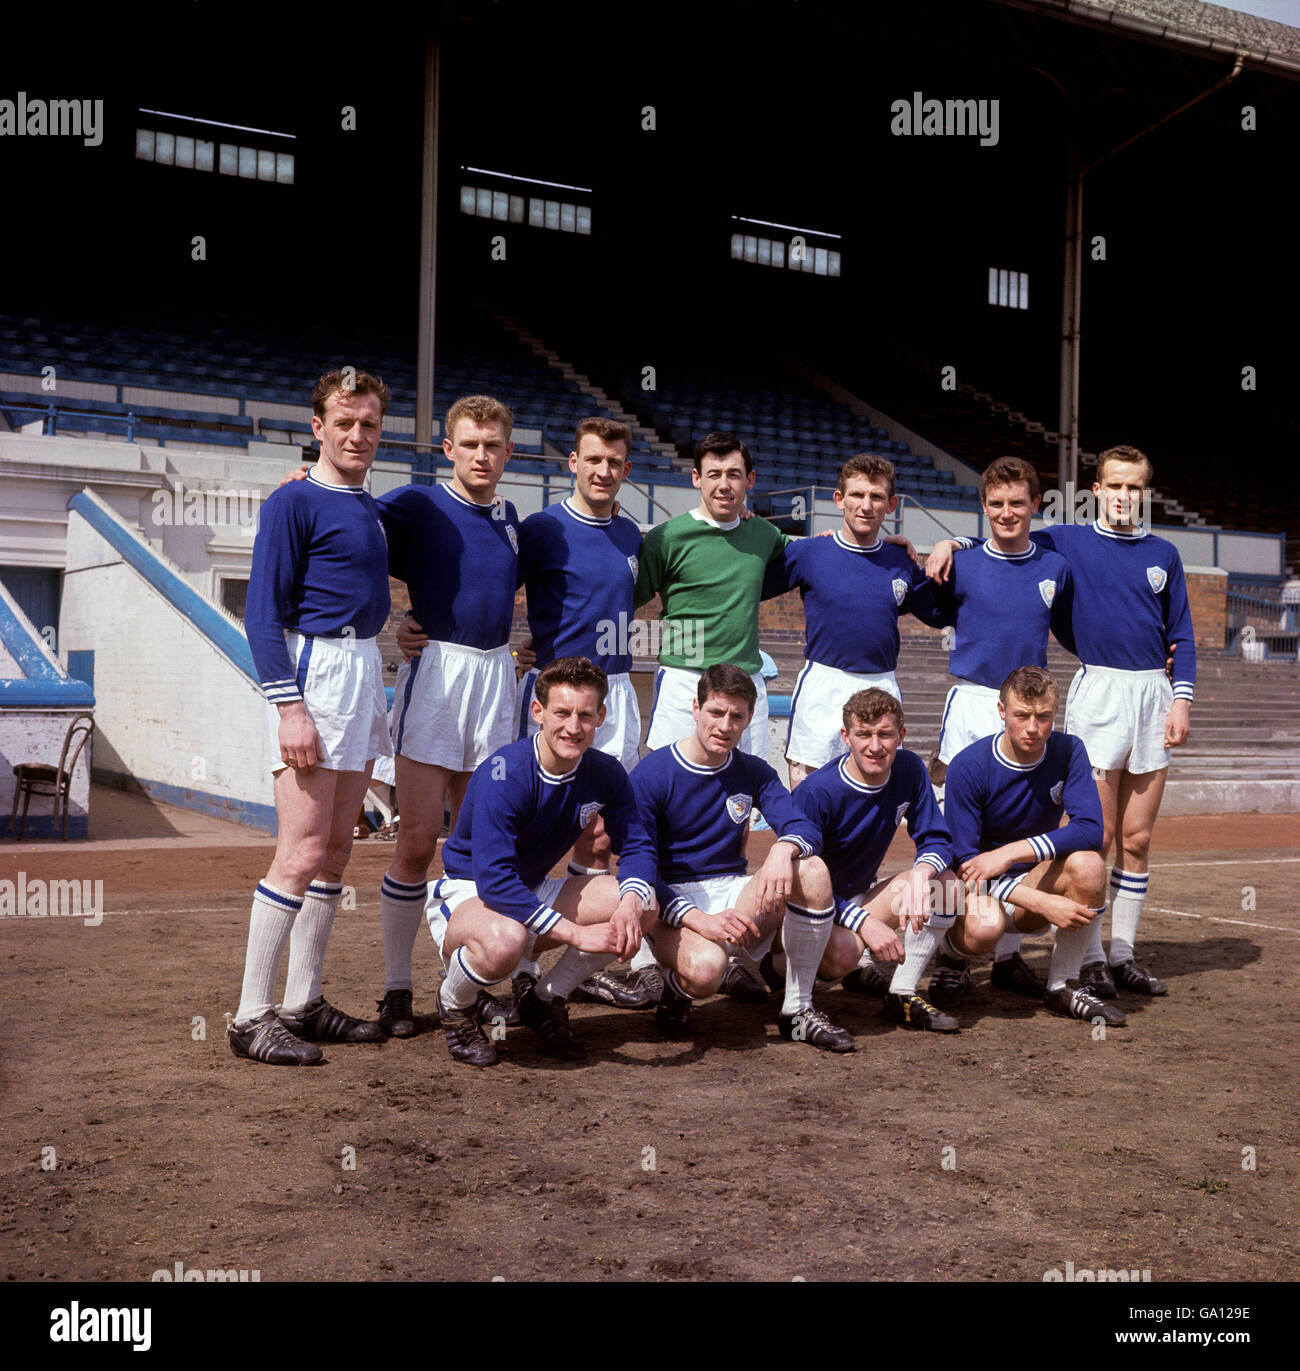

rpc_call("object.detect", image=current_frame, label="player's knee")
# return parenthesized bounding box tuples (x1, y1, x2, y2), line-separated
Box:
(678, 942, 727, 997)
(1121, 824, 1153, 860)
(956, 897, 1004, 955)
(820, 936, 859, 981)
(278, 837, 329, 886)
(791, 856, 831, 906)
(479, 919, 528, 978)
(1065, 850, 1106, 902)
(396, 822, 440, 868)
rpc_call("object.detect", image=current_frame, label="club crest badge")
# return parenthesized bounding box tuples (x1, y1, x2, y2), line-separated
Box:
(1146, 565, 1166, 593)
(627, 555, 639, 578)
(1050, 780, 1065, 805)
(1038, 579, 1056, 608)
(726, 793, 753, 825)
(895, 801, 910, 825)
(580, 801, 604, 829)
(505, 524, 519, 555)
(891, 578, 908, 606)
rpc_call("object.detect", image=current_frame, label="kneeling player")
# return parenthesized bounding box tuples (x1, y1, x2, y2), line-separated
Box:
(800, 689, 1004, 1033)
(432, 658, 657, 1066)
(938, 666, 1124, 1027)
(633, 665, 843, 1050)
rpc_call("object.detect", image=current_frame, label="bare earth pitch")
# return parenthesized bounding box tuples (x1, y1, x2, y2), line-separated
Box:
(1, 813, 1297, 1282)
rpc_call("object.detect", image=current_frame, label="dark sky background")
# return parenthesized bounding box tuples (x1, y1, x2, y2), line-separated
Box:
(2, 0, 1295, 488)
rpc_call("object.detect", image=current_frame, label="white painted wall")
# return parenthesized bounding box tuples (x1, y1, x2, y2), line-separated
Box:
(60, 498, 276, 829)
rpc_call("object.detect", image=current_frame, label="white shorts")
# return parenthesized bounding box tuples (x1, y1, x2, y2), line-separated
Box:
(655, 873, 778, 961)
(786, 661, 901, 768)
(266, 632, 389, 774)
(1065, 665, 1173, 774)
(516, 668, 641, 772)
(645, 665, 770, 761)
(937, 680, 1003, 765)
(425, 873, 569, 955)
(391, 640, 515, 771)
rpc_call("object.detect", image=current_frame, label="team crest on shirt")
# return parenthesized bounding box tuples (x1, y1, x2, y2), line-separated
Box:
(726, 793, 753, 825)
(1050, 780, 1065, 805)
(891, 578, 908, 607)
(627, 555, 639, 578)
(505, 524, 519, 555)
(1146, 565, 1166, 593)
(580, 801, 604, 829)
(1038, 579, 1057, 607)
(895, 801, 910, 825)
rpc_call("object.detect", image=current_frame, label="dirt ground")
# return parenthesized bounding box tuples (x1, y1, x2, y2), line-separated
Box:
(2, 810, 1298, 1284)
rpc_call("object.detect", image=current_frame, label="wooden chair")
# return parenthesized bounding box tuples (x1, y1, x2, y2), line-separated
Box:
(9, 712, 94, 840)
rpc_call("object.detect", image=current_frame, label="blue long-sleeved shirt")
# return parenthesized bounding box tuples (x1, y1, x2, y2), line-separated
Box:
(632, 743, 820, 926)
(440, 736, 656, 934)
(245, 469, 390, 703)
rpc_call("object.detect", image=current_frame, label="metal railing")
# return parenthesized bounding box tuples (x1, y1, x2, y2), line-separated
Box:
(1225, 581, 1299, 660)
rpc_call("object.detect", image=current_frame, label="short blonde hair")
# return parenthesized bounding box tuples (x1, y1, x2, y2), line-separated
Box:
(445, 394, 513, 444)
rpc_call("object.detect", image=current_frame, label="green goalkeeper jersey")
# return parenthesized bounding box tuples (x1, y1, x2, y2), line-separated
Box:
(634, 508, 788, 673)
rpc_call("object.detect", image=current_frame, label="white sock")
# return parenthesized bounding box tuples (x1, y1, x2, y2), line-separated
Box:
(381, 872, 428, 989)
(1082, 900, 1106, 966)
(889, 923, 940, 997)
(1108, 869, 1149, 965)
(664, 967, 698, 1002)
(235, 882, 303, 1024)
(855, 946, 876, 969)
(780, 903, 835, 1015)
(282, 880, 342, 1013)
(537, 948, 615, 1002)
(1049, 907, 1106, 991)
(994, 931, 1022, 963)
(441, 945, 492, 1010)
(630, 938, 659, 972)
(515, 934, 540, 981)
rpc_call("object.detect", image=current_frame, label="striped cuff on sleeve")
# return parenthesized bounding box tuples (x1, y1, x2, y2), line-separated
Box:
(835, 901, 867, 932)
(660, 896, 697, 929)
(1172, 683, 1194, 702)
(263, 679, 303, 704)
(526, 904, 562, 935)
(777, 834, 814, 858)
(618, 878, 653, 909)
(1027, 833, 1056, 863)
(914, 853, 947, 875)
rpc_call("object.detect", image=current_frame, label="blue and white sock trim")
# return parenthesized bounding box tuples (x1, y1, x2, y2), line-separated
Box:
(664, 967, 698, 1002)
(660, 896, 697, 929)
(784, 901, 835, 923)
(1027, 832, 1057, 863)
(255, 881, 303, 911)
(1110, 868, 1150, 895)
(453, 946, 493, 987)
(1172, 683, 1194, 702)
(618, 877, 653, 909)
(382, 874, 428, 903)
(307, 880, 343, 900)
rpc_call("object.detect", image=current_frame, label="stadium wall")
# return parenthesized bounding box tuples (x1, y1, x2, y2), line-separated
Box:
(0, 580, 95, 838)
(59, 489, 277, 832)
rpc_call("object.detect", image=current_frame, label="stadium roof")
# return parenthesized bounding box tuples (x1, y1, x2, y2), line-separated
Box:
(994, 0, 1300, 72)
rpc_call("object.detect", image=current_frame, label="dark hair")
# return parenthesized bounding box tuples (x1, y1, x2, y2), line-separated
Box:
(693, 431, 752, 475)
(312, 369, 391, 418)
(999, 665, 1058, 708)
(981, 456, 1040, 503)
(695, 663, 757, 713)
(838, 454, 896, 498)
(842, 687, 904, 732)
(535, 656, 608, 708)
(574, 416, 632, 453)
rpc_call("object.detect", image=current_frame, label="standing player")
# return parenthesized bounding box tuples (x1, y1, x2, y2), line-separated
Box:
(765, 455, 942, 787)
(633, 665, 844, 1049)
(928, 457, 1074, 998)
(928, 447, 1193, 998)
(937, 667, 1123, 1028)
(792, 688, 996, 1034)
(637, 433, 788, 759)
(430, 658, 657, 1066)
(228, 371, 391, 1065)
(373, 395, 521, 1038)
